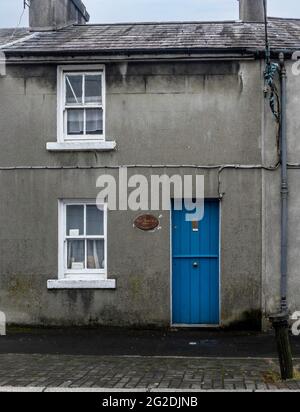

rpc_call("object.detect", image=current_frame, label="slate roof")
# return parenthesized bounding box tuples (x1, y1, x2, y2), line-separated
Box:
(1, 18, 300, 56)
(0, 28, 30, 47)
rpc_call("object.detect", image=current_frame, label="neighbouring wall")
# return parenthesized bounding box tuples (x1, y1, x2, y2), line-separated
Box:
(263, 60, 300, 321)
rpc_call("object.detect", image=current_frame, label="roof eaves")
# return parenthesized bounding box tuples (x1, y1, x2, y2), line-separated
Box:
(3, 46, 258, 57)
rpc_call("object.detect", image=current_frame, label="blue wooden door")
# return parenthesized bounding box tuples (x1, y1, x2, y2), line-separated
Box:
(172, 200, 220, 325)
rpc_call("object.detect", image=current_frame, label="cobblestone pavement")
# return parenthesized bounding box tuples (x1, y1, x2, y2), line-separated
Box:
(0, 354, 299, 391)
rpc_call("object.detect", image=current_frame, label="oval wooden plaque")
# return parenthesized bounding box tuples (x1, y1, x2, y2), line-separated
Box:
(134, 214, 159, 231)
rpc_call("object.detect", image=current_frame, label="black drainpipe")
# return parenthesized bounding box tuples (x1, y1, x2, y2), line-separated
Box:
(279, 52, 288, 313)
(263, 0, 289, 315)
(264, 0, 293, 375)
(269, 53, 293, 381)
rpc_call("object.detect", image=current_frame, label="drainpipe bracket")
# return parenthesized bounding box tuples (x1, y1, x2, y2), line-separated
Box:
(269, 311, 289, 327)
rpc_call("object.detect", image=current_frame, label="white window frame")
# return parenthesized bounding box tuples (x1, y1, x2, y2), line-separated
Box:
(58, 200, 108, 281)
(57, 65, 106, 143)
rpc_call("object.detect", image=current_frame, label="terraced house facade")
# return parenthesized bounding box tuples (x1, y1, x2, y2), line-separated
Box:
(0, 0, 300, 329)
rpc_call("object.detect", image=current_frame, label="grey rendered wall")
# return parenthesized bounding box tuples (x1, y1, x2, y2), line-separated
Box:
(263, 60, 300, 320)
(0, 60, 264, 327)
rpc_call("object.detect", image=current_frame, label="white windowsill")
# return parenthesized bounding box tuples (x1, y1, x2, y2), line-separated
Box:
(47, 278, 116, 290)
(46, 141, 117, 152)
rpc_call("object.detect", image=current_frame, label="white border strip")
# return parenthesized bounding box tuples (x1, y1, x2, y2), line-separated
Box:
(0, 386, 296, 393)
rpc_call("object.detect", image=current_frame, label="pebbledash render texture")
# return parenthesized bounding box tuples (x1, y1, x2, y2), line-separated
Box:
(0, 0, 299, 329)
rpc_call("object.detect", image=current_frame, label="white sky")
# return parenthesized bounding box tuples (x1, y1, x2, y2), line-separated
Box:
(0, 0, 299, 28)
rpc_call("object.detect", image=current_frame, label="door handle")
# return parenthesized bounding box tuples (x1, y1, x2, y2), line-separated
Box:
(193, 262, 199, 268)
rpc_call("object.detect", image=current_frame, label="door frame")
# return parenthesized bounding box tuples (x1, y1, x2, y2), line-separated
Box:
(170, 198, 222, 328)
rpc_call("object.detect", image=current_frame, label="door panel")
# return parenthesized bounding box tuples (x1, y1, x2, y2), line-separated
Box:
(172, 200, 220, 325)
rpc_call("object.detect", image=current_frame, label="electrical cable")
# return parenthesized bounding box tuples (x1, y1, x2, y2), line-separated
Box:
(9, 2, 28, 41)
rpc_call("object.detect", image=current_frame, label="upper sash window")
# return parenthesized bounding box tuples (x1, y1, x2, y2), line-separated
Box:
(57, 65, 105, 142)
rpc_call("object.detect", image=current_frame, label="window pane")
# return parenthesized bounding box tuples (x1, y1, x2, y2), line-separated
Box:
(86, 108, 103, 135)
(67, 109, 84, 135)
(86, 205, 104, 236)
(67, 240, 85, 270)
(85, 74, 102, 104)
(66, 75, 83, 105)
(87, 239, 105, 269)
(66, 205, 84, 236)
